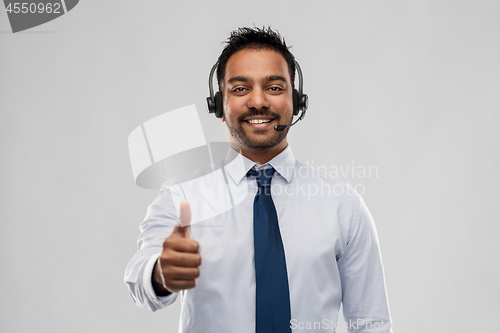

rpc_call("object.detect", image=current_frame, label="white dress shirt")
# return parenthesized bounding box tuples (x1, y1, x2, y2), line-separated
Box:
(124, 145, 393, 333)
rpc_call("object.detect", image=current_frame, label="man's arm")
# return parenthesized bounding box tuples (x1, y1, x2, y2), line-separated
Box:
(337, 195, 393, 333)
(124, 186, 198, 311)
(152, 201, 201, 295)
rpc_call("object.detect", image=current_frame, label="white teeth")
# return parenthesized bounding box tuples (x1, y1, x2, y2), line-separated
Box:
(248, 119, 271, 124)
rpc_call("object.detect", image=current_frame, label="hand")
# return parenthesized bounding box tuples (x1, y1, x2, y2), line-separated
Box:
(152, 200, 201, 295)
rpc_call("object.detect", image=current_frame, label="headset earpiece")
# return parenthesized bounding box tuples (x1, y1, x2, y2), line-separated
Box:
(206, 91, 223, 118)
(297, 91, 308, 119)
(292, 89, 300, 116)
(207, 63, 223, 118)
(214, 91, 223, 118)
(206, 96, 216, 114)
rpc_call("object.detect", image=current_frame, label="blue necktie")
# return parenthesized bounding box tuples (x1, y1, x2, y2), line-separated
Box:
(247, 167, 292, 333)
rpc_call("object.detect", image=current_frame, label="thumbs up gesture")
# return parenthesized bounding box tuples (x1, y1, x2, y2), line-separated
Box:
(152, 200, 201, 295)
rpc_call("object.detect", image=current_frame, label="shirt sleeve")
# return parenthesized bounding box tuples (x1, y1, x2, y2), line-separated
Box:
(124, 184, 180, 312)
(337, 195, 393, 333)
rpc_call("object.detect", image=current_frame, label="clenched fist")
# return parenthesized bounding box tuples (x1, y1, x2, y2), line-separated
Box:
(152, 200, 201, 295)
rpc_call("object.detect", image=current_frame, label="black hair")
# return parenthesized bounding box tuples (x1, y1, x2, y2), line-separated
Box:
(216, 26, 296, 91)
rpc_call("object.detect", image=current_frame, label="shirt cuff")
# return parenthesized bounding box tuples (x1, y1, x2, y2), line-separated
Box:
(143, 254, 178, 308)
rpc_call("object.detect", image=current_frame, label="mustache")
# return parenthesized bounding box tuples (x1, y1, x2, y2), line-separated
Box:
(237, 109, 281, 122)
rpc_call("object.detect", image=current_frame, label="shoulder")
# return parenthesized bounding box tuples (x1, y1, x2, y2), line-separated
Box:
(283, 160, 365, 251)
(293, 160, 363, 226)
(292, 160, 361, 204)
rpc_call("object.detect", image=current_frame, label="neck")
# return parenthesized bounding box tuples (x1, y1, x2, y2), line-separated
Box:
(230, 139, 288, 165)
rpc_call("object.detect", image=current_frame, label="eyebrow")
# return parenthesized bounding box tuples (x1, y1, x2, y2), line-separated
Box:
(266, 75, 287, 83)
(228, 76, 248, 85)
(227, 75, 288, 85)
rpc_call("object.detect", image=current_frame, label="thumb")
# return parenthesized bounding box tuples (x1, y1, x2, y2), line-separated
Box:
(179, 200, 192, 226)
(172, 222, 191, 238)
(173, 200, 192, 237)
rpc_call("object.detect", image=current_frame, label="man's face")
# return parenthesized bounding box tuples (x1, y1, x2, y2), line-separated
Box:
(222, 48, 294, 152)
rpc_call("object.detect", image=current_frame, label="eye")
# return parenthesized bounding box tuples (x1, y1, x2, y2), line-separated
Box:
(231, 87, 248, 94)
(268, 86, 283, 92)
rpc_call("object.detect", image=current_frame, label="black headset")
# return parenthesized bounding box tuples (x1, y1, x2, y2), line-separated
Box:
(206, 60, 308, 120)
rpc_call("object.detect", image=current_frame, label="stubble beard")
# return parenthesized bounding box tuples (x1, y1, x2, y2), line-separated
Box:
(225, 110, 291, 151)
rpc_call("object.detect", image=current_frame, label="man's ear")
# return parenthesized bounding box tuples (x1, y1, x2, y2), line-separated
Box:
(220, 115, 225, 122)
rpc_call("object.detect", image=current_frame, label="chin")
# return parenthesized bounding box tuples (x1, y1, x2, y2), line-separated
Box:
(226, 119, 288, 152)
(240, 133, 287, 151)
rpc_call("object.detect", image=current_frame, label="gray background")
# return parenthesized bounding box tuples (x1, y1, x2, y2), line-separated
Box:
(1, 1, 499, 332)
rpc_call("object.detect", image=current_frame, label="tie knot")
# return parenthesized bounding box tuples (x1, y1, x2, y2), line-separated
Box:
(247, 167, 275, 188)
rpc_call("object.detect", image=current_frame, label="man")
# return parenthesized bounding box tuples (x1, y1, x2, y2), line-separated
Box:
(125, 27, 392, 332)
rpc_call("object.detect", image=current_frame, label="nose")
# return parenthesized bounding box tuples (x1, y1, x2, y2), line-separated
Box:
(246, 88, 270, 110)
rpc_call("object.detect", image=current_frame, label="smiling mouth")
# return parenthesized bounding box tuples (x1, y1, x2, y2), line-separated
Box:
(246, 119, 274, 124)
(240, 111, 280, 128)
(243, 115, 278, 124)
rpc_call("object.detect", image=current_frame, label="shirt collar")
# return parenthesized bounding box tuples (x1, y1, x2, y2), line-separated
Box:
(224, 145, 296, 185)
